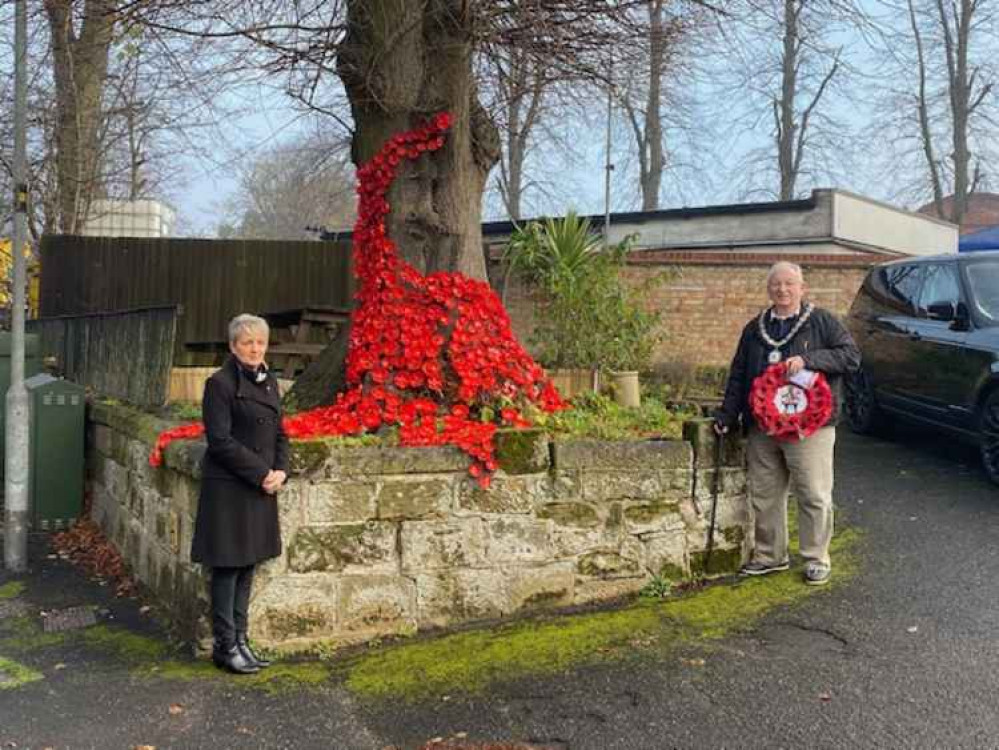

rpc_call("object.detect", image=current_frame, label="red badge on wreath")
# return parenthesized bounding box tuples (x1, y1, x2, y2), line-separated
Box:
(749, 363, 833, 441)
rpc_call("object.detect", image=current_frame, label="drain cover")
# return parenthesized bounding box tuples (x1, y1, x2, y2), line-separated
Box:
(42, 606, 97, 632)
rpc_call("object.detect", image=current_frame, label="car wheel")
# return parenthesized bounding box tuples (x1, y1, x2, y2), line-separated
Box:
(979, 390, 999, 485)
(845, 368, 884, 435)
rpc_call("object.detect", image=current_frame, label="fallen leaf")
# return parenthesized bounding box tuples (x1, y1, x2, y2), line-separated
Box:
(139, 605, 152, 615)
(168, 704, 184, 716)
(132, 745, 156, 750)
(818, 692, 832, 702)
(681, 658, 706, 667)
(53, 663, 66, 671)
(907, 626, 918, 633)
(455, 733, 468, 739)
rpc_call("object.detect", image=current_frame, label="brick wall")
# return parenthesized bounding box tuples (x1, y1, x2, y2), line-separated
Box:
(499, 252, 877, 370)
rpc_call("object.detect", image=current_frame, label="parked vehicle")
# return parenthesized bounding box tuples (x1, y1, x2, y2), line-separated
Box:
(844, 251, 999, 484)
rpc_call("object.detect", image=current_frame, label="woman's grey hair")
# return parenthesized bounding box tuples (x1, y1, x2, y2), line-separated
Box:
(766, 261, 805, 284)
(228, 313, 270, 344)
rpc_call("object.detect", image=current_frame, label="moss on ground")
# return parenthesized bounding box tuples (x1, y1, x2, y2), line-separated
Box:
(0, 616, 65, 652)
(0, 581, 26, 600)
(0, 656, 44, 690)
(344, 523, 862, 702)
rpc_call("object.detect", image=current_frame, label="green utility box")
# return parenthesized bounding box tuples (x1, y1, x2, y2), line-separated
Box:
(0, 332, 43, 480)
(25, 373, 85, 531)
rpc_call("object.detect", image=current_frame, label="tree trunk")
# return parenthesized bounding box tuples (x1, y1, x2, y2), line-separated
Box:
(777, 0, 799, 201)
(287, 0, 501, 410)
(338, 0, 500, 278)
(641, 0, 665, 211)
(45, 0, 116, 234)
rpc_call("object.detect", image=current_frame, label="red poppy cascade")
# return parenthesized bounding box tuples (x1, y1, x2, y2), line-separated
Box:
(150, 113, 566, 487)
(749, 363, 834, 441)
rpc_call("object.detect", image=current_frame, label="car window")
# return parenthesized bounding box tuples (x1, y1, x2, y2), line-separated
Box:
(882, 264, 924, 314)
(963, 259, 999, 324)
(917, 263, 962, 313)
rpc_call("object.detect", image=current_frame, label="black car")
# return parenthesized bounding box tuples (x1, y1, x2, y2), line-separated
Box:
(845, 251, 999, 484)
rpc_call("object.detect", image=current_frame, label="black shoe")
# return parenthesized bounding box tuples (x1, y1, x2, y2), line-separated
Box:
(739, 559, 790, 577)
(212, 644, 259, 675)
(236, 633, 271, 669)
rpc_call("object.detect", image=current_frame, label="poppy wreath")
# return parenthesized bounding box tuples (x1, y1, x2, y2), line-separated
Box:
(749, 363, 834, 442)
(151, 113, 565, 487)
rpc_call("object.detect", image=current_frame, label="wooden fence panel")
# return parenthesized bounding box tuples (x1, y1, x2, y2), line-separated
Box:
(27, 306, 178, 407)
(39, 236, 354, 362)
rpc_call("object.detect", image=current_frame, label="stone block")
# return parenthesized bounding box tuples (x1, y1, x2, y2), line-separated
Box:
(641, 530, 689, 578)
(327, 445, 467, 476)
(537, 502, 600, 528)
(400, 518, 487, 571)
(252, 574, 338, 644)
(337, 574, 417, 633)
(377, 478, 454, 520)
(573, 577, 647, 605)
(622, 500, 684, 535)
(104, 460, 130, 507)
(306, 480, 377, 524)
(549, 524, 621, 559)
(506, 564, 574, 613)
(457, 475, 544, 514)
(288, 439, 332, 476)
(93, 424, 112, 457)
(553, 439, 691, 472)
(493, 428, 550, 474)
(582, 471, 680, 502)
(287, 522, 398, 574)
(693, 467, 748, 503)
(689, 546, 743, 577)
(414, 569, 508, 628)
(682, 419, 746, 468)
(163, 441, 205, 480)
(546, 472, 583, 502)
(485, 516, 551, 562)
(577, 549, 641, 579)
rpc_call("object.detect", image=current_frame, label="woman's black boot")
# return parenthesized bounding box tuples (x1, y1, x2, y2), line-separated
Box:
(212, 641, 259, 675)
(236, 633, 271, 668)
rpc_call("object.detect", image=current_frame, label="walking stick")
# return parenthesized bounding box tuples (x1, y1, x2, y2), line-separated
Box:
(704, 431, 723, 574)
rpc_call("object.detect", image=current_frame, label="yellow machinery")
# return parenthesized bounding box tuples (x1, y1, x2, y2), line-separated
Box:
(0, 238, 40, 318)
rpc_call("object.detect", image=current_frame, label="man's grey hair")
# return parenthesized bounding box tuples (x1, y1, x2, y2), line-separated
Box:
(766, 261, 805, 284)
(228, 313, 270, 344)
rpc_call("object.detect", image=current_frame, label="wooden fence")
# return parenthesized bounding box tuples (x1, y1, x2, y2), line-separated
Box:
(27, 306, 178, 408)
(39, 235, 353, 364)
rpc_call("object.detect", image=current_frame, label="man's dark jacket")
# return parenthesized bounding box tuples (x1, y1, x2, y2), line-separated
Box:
(191, 356, 288, 568)
(716, 305, 861, 432)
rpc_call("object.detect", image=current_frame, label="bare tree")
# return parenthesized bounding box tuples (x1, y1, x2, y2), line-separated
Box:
(899, 0, 995, 224)
(218, 131, 356, 240)
(707, 0, 866, 201)
(44, 0, 118, 233)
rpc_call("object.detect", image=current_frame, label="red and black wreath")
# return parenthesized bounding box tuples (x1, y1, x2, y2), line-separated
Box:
(749, 363, 833, 441)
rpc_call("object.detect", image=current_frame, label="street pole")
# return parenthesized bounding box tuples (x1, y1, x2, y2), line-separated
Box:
(5, 0, 31, 572)
(603, 59, 613, 248)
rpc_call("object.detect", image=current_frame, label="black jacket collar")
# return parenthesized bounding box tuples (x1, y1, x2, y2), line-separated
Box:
(227, 356, 280, 413)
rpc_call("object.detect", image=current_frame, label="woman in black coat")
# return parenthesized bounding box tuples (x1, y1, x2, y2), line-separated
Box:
(191, 313, 288, 674)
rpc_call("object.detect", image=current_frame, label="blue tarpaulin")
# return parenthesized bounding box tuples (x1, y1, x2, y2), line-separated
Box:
(959, 225, 999, 252)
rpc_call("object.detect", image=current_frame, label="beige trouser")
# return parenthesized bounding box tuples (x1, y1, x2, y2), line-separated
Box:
(746, 425, 836, 568)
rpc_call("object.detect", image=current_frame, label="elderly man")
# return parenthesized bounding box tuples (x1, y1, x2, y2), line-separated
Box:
(715, 262, 860, 586)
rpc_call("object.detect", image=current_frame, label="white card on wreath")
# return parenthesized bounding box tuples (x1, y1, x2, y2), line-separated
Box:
(789, 368, 818, 389)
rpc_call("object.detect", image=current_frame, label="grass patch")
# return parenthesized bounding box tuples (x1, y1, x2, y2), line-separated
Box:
(0, 616, 66, 652)
(0, 656, 44, 690)
(0, 581, 26, 600)
(345, 522, 863, 702)
(82, 625, 170, 662)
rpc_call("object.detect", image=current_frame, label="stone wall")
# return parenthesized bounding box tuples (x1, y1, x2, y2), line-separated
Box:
(500, 253, 874, 369)
(86, 402, 749, 652)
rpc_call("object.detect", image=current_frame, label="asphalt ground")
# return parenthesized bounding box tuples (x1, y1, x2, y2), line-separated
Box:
(2, 425, 998, 750)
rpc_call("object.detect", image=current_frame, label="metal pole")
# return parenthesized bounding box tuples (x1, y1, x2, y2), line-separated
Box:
(5, 0, 31, 572)
(603, 55, 613, 247)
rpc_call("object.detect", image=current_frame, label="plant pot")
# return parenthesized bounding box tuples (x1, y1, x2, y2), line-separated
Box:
(546, 368, 600, 399)
(611, 370, 640, 408)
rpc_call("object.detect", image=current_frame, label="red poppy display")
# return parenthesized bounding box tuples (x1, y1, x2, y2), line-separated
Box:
(151, 113, 565, 486)
(749, 363, 834, 442)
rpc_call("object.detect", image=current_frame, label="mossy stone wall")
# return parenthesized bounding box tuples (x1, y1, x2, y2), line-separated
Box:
(86, 404, 749, 652)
